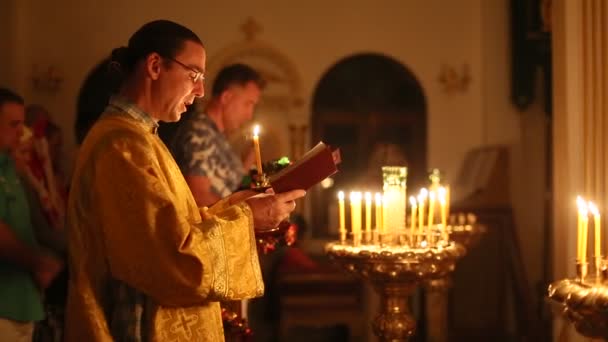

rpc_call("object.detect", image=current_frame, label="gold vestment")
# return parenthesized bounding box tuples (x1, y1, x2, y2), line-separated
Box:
(65, 113, 263, 341)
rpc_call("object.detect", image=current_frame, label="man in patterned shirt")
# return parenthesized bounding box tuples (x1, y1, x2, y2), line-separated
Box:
(170, 64, 264, 206)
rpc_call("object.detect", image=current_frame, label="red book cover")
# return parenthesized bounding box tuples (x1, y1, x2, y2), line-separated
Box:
(270, 142, 341, 193)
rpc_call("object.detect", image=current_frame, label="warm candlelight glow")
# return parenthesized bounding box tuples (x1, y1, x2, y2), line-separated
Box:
(252, 125, 263, 176)
(365, 192, 372, 234)
(338, 191, 346, 241)
(375, 193, 383, 233)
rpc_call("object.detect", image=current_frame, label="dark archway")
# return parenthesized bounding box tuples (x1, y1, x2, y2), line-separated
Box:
(311, 53, 427, 236)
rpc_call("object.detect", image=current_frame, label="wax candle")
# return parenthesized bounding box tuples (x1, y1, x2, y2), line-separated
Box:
(365, 192, 372, 234)
(338, 191, 346, 241)
(375, 193, 383, 233)
(252, 125, 263, 176)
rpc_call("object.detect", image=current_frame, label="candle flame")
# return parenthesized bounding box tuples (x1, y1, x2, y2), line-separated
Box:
(253, 124, 260, 137)
(350, 191, 362, 201)
(438, 186, 446, 197)
(409, 196, 417, 207)
(577, 196, 588, 212)
(338, 191, 344, 201)
(365, 192, 372, 202)
(375, 192, 382, 204)
(420, 188, 428, 198)
(589, 202, 599, 216)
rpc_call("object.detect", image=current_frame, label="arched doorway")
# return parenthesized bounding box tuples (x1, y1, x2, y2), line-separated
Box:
(311, 53, 428, 236)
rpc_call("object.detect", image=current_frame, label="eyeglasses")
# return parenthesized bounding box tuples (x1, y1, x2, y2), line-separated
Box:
(166, 57, 205, 83)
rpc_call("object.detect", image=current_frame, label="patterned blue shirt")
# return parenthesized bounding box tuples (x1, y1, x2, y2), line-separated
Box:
(170, 112, 244, 197)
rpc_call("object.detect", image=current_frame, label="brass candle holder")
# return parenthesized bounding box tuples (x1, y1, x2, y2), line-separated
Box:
(548, 272, 608, 339)
(325, 242, 465, 341)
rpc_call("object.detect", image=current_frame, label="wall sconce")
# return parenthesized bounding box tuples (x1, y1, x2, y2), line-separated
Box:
(31, 65, 63, 93)
(438, 64, 471, 93)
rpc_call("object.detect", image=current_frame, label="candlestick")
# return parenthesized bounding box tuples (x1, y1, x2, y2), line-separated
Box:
(365, 192, 372, 242)
(418, 189, 428, 244)
(409, 196, 417, 244)
(445, 186, 451, 221)
(350, 192, 362, 245)
(338, 191, 346, 243)
(439, 187, 447, 241)
(375, 193, 383, 234)
(252, 125, 263, 176)
(589, 202, 601, 277)
(427, 191, 435, 243)
(577, 196, 586, 262)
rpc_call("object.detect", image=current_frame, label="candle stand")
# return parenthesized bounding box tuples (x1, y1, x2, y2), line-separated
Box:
(325, 240, 464, 341)
(548, 271, 608, 339)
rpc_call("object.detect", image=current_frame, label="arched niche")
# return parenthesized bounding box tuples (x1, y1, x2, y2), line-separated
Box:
(311, 53, 428, 236)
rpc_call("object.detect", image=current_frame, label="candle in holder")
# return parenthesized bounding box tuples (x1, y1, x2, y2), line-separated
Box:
(589, 201, 601, 263)
(582, 208, 589, 265)
(418, 189, 428, 240)
(576, 196, 586, 262)
(409, 196, 417, 242)
(338, 191, 346, 242)
(439, 187, 447, 240)
(428, 190, 436, 228)
(350, 192, 362, 242)
(365, 192, 372, 236)
(427, 191, 435, 243)
(252, 125, 263, 176)
(375, 193, 383, 233)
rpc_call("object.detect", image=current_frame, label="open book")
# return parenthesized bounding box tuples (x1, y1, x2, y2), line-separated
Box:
(269, 141, 341, 193)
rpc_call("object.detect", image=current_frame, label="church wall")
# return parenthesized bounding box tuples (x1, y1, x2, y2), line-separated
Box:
(1, 0, 547, 336)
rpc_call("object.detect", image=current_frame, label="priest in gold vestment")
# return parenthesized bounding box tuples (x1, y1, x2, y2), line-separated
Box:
(64, 20, 305, 342)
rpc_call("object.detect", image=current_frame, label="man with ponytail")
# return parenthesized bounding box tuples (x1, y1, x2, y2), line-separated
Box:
(65, 20, 305, 342)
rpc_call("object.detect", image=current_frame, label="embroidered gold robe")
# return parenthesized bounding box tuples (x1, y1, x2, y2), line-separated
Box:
(65, 113, 263, 341)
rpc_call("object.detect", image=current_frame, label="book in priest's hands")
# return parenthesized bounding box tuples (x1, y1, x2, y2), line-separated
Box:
(269, 141, 341, 193)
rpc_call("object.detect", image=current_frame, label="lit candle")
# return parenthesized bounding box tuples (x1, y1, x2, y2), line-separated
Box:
(439, 187, 447, 240)
(365, 192, 372, 235)
(428, 190, 436, 228)
(576, 196, 586, 261)
(446, 186, 451, 220)
(338, 191, 346, 242)
(252, 125, 263, 176)
(582, 207, 589, 265)
(375, 193, 383, 233)
(427, 191, 435, 244)
(350, 192, 362, 242)
(589, 202, 601, 260)
(409, 196, 417, 243)
(418, 189, 428, 238)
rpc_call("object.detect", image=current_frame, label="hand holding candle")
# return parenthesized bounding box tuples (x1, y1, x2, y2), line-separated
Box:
(252, 125, 263, 176)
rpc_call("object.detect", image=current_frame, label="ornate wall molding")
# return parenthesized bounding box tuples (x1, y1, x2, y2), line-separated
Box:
(204, 17, 304, 112)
